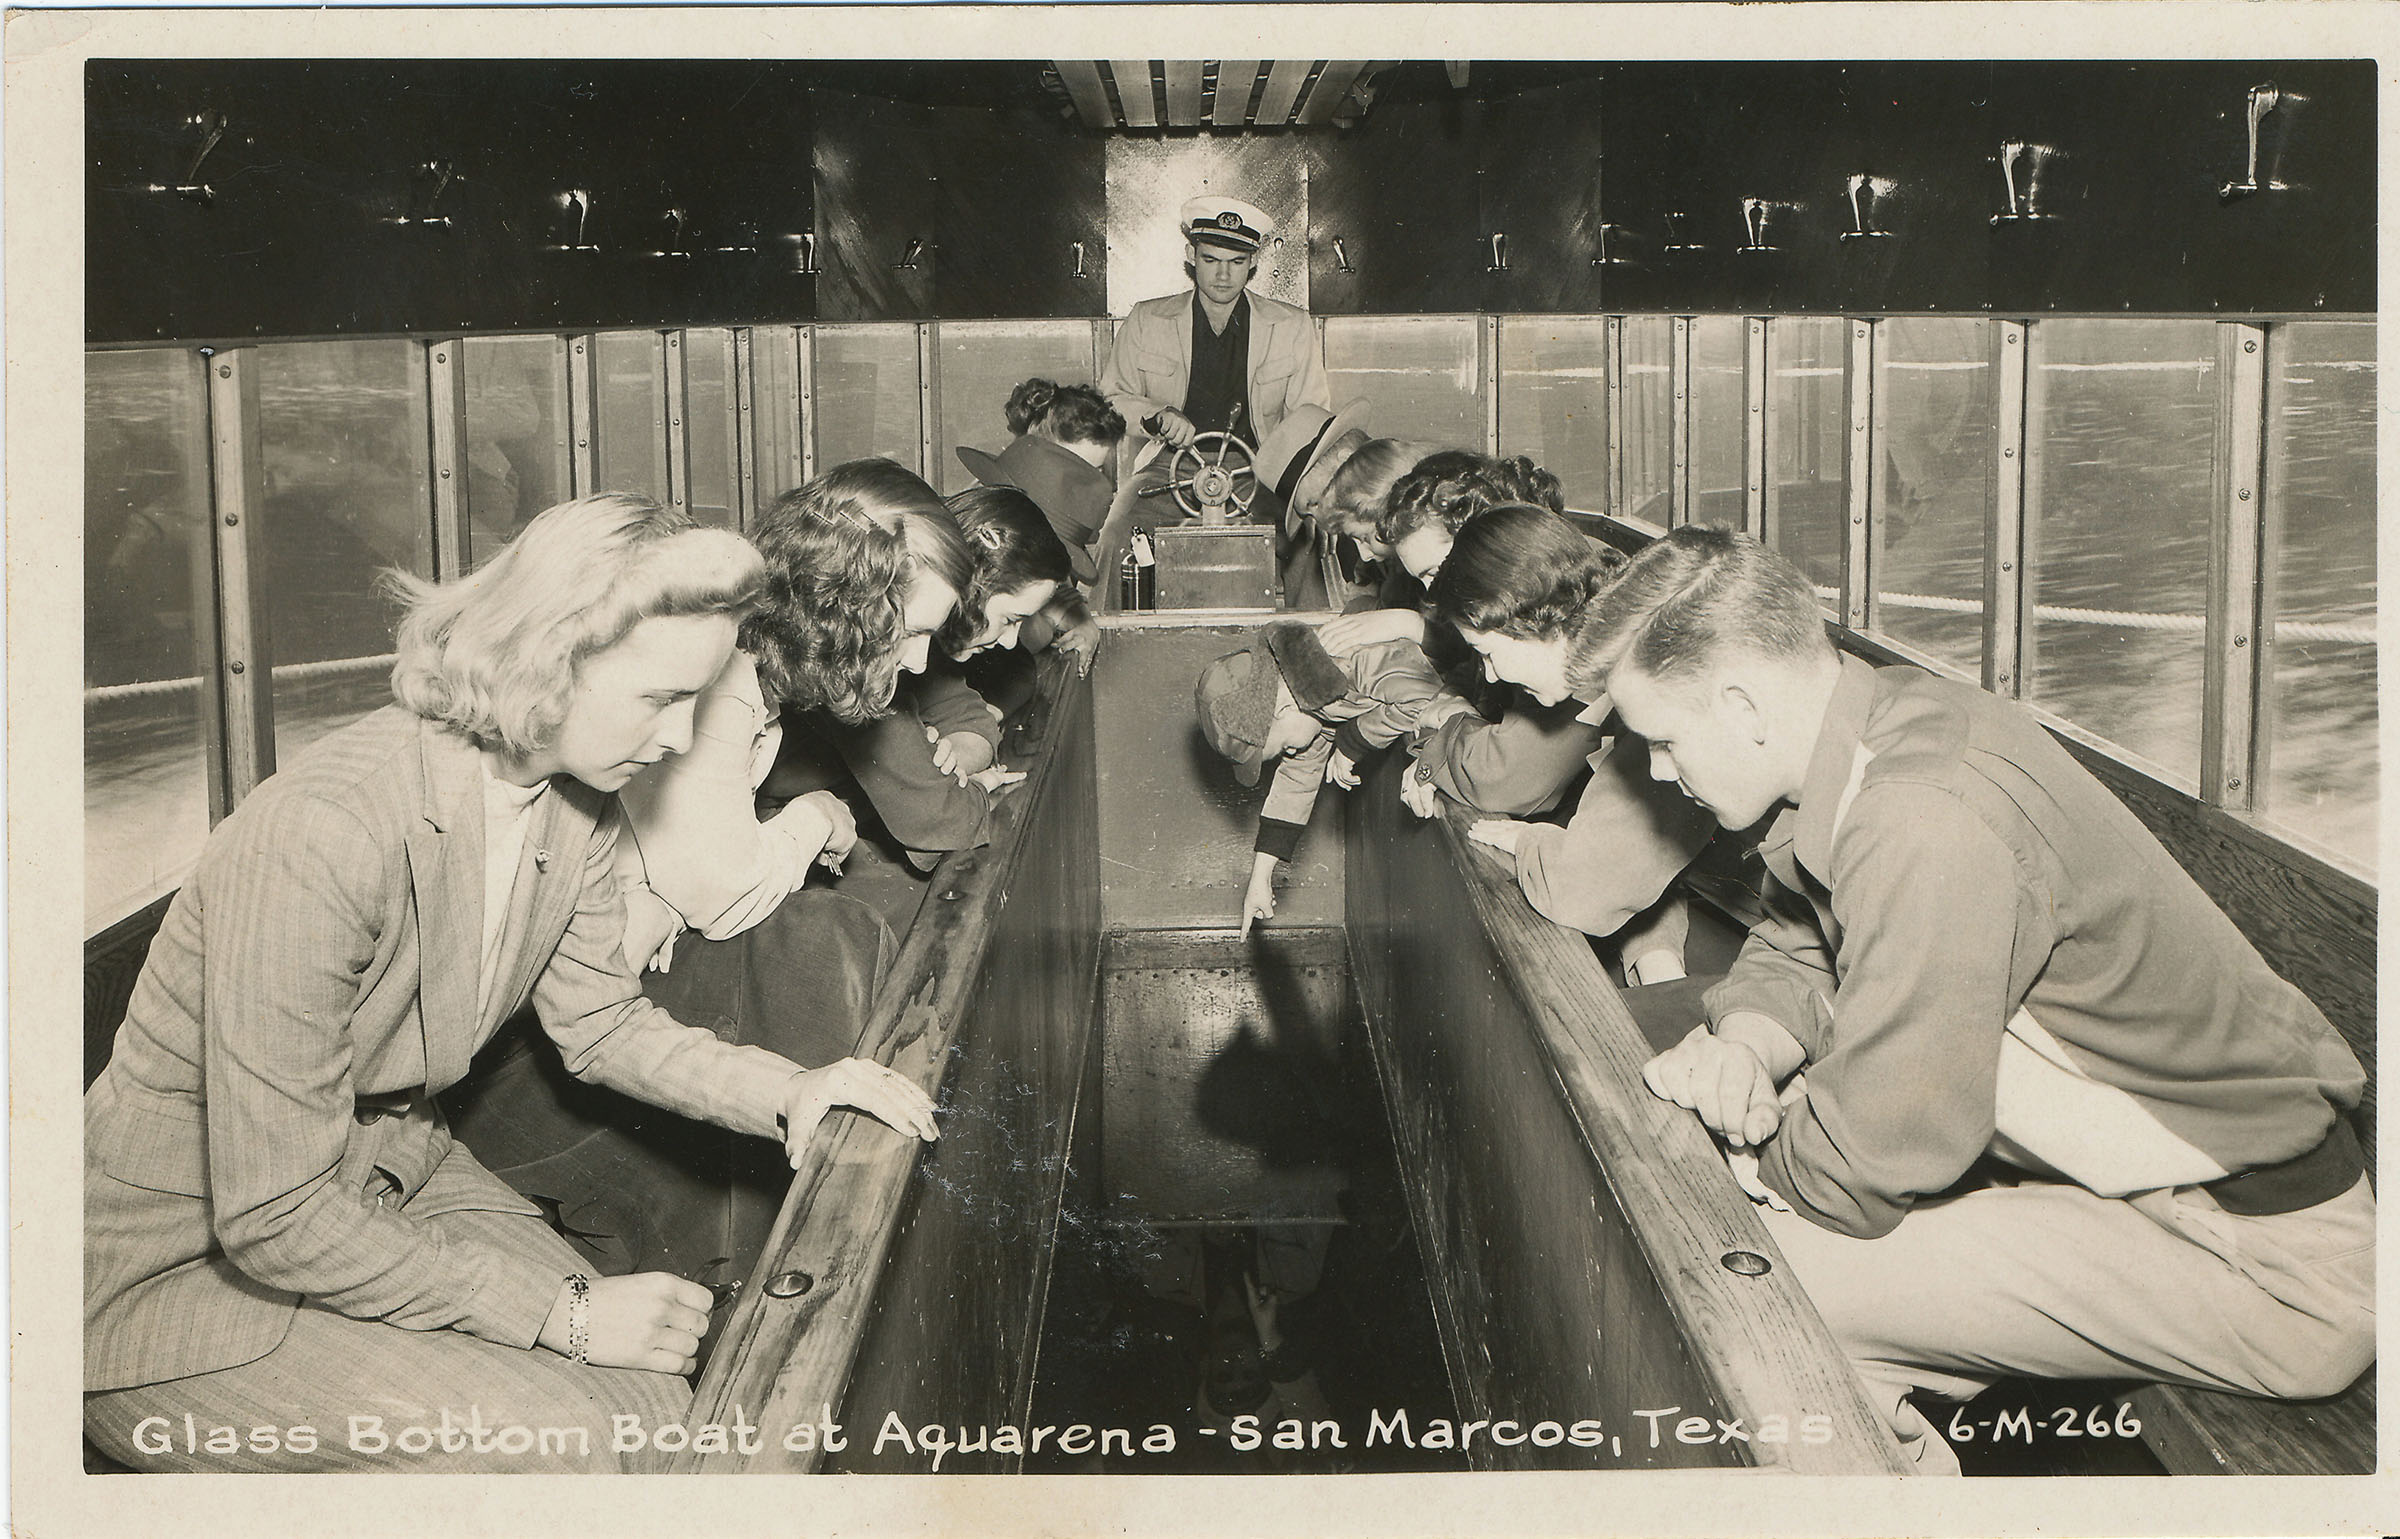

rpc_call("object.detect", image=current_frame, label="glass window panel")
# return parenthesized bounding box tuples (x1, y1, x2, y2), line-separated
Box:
(682, 329, 739, 528)
(1495, 317, 1607, 512)
(255, 339, 433, 766)
(750, 325, 807, 505)
(1322, 316, 1481, 451)
(2261, 321, 2376, 870)
(1620, 317, 1672, 523)
(86, 348, 214, 934)
(2025, 319, 2218, 785)
(595, 330, 668, 502)
(1872, 318, 1994, 677)
(461, 334, 570, 563)
(813, 324, 923, 475)
(1689, 317, 1748, 526)
(1767, 317, 1847, 589)
(935, 321, 1098, 495)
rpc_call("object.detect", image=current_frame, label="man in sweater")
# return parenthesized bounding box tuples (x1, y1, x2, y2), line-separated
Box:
(1578, 526, 2372, 1473)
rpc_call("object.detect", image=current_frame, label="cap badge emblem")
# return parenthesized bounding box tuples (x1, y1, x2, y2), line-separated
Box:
(1218, 210, 1243, 229)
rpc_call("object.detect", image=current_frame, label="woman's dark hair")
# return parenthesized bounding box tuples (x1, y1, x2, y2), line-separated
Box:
(743, 460, 951, 722)
(1426, 503, 1625, 641)
(1377, 451, 1565, 547)
(1003, 378, 1126, 447)
(937, 486, 1073, 655)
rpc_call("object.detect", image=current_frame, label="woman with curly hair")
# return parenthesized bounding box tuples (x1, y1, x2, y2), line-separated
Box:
(84, 494, 937, 1474)
(957, 377, 1126, 585)
(757, 464, 1028, 918)
(1422, 504, 1716, 984)
(1378, 450, 1565, 586)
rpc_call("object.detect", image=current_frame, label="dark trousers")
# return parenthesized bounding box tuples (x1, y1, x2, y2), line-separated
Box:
(440, 891, 894, 1335)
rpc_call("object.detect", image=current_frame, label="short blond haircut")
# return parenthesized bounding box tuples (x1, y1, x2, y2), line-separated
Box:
(389, 494, 763, 756)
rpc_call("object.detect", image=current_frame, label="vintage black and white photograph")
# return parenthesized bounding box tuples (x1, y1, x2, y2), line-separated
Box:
(12, 3, 2395, 1533)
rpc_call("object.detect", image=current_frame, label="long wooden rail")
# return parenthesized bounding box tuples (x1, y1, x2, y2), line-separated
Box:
(1345, 749, 1910, 1474)
(672, 654, 1101, 1472)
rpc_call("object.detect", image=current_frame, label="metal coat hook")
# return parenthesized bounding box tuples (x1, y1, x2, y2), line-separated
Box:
(546, 189, 600, 252)
(2220, 83, 2287, 202)
(1991, 141, 2058, 224)
(1736, 198, 1786, 254)
(1071, 240, 1088, 278)
(1485, 232, 1509, 273)
(1660, 210, 1704, 254)
(1331, 236, 1353, 274)
(708, 219, 760, 256)
(1589, 222, 1629, 267)
(386, 159, 458, 228)
(779, 231, 818, 275)
(642, 207, 692, 261)
(895, 238, 925, 270)
(145, 110, 227, 205)
(1841, 174, 1895, 241)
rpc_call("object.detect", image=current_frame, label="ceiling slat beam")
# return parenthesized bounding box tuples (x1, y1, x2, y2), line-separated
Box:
(1109, 60, 1159, 128)
(1053, 60, 1114, 129)
(1254, 60, 1314, 127)
(1163, 60, 1205, 127)
(1296, 60, 1367, 125)
(1212, 59, 1262, 128)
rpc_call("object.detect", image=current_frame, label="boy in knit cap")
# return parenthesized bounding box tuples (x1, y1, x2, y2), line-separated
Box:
(1196, 621, 1454, 934)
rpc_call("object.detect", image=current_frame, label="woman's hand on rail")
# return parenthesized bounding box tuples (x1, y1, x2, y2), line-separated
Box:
(777, 1058, 941, 1167)
(1053, 617, 1103, 677)
(1314, 608, 1427, 656)
(928, 726, 996, 782)
(1399, 771, 1442, 820)
(966, 764, 1026, 794)
(539, 1272, 713, 1376)
(1239, 854, 1280, 938)
(1642, 1023, 1785, 1150)
(1466, 818, 1529, 861)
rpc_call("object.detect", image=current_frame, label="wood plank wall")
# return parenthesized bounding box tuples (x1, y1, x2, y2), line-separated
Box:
(1344, 751, 1908, 1473)
(676, 656, 1102, 1471)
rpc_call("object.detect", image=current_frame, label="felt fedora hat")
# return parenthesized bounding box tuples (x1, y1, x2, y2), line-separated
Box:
(1254, 397, 1371, 510)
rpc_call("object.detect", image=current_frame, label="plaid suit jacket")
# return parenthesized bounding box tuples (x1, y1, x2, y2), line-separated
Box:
(85, 706, 802, 1392)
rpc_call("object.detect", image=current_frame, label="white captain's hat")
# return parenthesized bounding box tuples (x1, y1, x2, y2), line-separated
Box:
(1180, 196, 1274, 255)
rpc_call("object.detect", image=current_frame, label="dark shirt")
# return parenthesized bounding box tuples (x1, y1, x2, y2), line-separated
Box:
(1183, 294, 1254, 445)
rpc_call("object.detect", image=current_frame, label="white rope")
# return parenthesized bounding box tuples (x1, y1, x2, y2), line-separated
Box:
(86, 652, 397, 707)
(1813, 588, 2374, 646)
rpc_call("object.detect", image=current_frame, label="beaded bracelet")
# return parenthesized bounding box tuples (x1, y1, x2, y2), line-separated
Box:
(565, 1272, 593, 1365)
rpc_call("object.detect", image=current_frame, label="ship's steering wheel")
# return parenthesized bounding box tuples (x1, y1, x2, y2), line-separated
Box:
(1150, 432, 1259, 523)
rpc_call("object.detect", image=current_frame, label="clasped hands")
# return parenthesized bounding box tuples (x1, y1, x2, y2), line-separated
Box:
(1641, 1015, 1804, 1213)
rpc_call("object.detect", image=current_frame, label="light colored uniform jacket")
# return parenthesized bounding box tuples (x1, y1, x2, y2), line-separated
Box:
(85, 706, 802, 1392)
(1100, 290, 1331, 449)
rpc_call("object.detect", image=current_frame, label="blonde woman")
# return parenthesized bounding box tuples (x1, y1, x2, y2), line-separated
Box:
(83, 495, 938, 1473)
